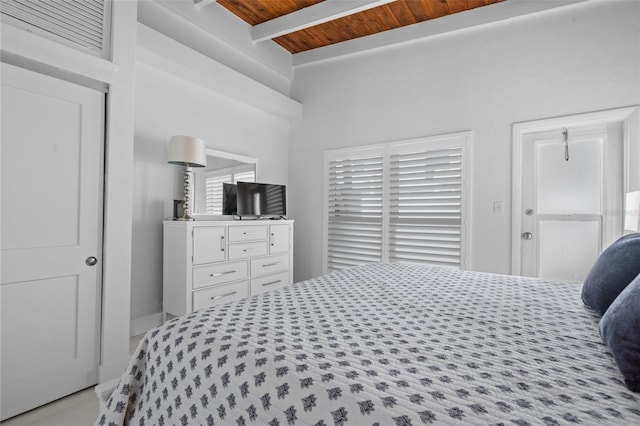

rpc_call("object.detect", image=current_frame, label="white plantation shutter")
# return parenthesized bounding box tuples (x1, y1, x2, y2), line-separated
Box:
(389, 147, 462, 266)
(205, 173, 232, 215)
(324, 133, 469, 273)
(233, 167, 255, 184)
(205, 165, 255, 215)
(326, 155, 384, 271)
(1, 0, 110, 57)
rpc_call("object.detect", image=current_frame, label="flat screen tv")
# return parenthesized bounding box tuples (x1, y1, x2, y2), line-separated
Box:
(222, 183, 237, 215)
(236, 181, 286, 218)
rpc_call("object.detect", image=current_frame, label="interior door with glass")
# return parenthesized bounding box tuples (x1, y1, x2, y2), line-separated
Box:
(520, 123, 623, 281)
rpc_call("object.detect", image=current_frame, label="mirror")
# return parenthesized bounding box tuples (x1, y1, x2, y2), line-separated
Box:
(192, 148, 259, 216)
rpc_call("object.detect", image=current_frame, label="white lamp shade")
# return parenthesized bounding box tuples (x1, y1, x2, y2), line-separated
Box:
(168, 135, 207, 167)
(624, 191, 640, 232)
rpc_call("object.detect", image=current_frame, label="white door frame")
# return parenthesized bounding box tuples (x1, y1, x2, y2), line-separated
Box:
(511, 106, 639, 275)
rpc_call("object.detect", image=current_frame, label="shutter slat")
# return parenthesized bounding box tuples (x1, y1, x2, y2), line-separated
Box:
(329, 190, 383, 197)
(328, 238, 383, 247)
(329, 199, 383, 204)
(23, 0, 104, 39)
(390, 214, 461, 221)
(390, 218, 460, 226)
(328, 252, 381, 263)
(327, 245, 383, 257)
(390, 160, 461, 173)
(391, 171, 461, 182)
(390, 177, 461, 187)
(389, 240, 460, 251)
(388, 254, 459, 266)
(330, 156, 383, 166)
(390, 192, 460, 198)
(330, 162, 384, 171)
(390, 148, 460, 161)
(389, 228, 460, 239)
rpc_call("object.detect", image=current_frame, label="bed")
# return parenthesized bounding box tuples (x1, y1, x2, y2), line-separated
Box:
(95, 263, 640, 425)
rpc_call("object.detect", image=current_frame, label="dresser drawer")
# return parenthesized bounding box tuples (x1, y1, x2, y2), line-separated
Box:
(251, 254, 289, 277)
(193, 261, 248, 289)
(251, 271, 290, 295)
(228, 241, 268, 260)
(228, 225, 268, 242)
(192, 281, 249, 310)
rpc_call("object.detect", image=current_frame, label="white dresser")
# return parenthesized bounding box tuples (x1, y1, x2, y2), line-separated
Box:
(162, 220, 293, 320)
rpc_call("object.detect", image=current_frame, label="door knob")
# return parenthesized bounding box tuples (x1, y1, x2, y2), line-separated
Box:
(86, 256, 98, 266)
(522, 232, 533, 240)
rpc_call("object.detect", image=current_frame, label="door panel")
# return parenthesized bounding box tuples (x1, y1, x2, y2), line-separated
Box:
(193, 226, 227, 265)
(2, 83, 83, 249)
(536, 138, 603, 215)
(2, 277, 80, 376)
(538, 219, 601, 281)
(270, 224, 290, 254)
(1, 63, 104, 420)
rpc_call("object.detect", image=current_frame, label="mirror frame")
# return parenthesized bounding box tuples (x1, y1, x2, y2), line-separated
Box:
(192, 148, 260, 218)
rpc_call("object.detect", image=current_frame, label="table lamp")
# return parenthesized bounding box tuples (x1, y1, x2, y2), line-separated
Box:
(168, 135, 207, 221)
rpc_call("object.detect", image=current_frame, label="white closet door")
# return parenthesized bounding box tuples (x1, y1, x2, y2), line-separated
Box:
(1, 63, 104, 420)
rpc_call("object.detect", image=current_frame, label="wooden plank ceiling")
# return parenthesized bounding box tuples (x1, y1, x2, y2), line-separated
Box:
(217, 0, 504, 54)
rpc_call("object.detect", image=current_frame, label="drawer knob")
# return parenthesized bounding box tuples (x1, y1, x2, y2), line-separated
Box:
(262, 280, 281, 287)
(243, 248, 256, 252)
(262, 262, 279, 268)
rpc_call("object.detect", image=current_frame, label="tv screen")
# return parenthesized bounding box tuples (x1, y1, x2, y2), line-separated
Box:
(222, 183, 237, 215)
(237, 181, 286, 217)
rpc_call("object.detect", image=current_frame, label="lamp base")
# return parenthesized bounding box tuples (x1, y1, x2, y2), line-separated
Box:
(174, 167, 195, 221)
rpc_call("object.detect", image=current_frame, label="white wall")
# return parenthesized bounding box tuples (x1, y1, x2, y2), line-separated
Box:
(289, 1, 640, 281)
(131, 43, 293, 329)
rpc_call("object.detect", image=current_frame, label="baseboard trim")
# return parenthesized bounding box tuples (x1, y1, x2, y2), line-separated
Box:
(129, 312, 163, 337)
(98, 355, 130, 383)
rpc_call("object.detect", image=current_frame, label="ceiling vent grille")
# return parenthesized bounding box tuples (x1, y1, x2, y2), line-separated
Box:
(1, 0, 110, 57)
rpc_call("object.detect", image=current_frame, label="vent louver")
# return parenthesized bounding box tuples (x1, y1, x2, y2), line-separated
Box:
(1, 0, 110, 57)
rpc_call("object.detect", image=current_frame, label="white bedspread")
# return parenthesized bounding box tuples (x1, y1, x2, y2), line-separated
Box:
(96, 263, 640, 425)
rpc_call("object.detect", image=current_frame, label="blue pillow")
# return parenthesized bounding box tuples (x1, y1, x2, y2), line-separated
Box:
(599, 273, 640, 392)
(582, 233, 640, 316)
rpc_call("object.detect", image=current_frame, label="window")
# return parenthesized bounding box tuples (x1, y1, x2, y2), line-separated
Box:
(324, 133, 470, 273)
(205, 165, 255, 215)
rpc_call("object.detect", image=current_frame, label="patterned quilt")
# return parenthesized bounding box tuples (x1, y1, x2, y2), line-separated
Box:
(96, 263, 640, 425)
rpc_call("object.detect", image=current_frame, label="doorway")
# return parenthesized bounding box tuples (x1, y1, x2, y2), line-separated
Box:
(512, 107, 638, 281)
